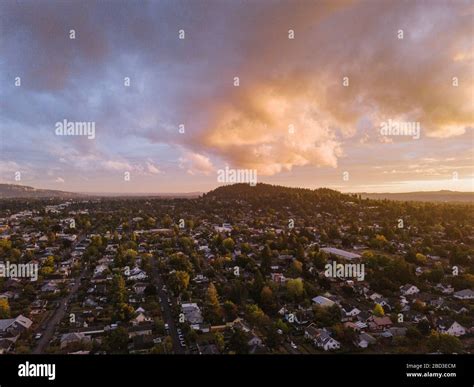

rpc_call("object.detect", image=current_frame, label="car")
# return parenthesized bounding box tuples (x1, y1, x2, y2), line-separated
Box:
(34, 333, 42, 340)
(290, 341, 297, 349)
(164, 323, 169, 330)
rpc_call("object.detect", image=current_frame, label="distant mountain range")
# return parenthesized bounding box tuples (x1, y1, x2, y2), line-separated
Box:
(0, 183, 472, 203)
(0, 184, 85, 199)
(0, 184, 201, 199)
(358, 190, 473, 203)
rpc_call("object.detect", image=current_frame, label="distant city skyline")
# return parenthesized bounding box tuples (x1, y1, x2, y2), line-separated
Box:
(1, 0, 473, 194)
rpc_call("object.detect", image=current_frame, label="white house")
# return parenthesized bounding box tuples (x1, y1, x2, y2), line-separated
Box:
(453, 289, 474, 300)
(400, 284, 420, 296)
(341, 303, 361, 319)
(437, 318, 466, 337)
(128, 267, 147, 281)
(312, 296, 335, 308)
(305, 325, 340, 351)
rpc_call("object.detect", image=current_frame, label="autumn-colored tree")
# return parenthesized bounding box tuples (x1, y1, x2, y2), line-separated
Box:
(286, 278, 304, 300)
(170, 270, 190, 293)
(0, 298, 10, 319)
(373, 303, 385, 317)
(222, 237, 235, 251)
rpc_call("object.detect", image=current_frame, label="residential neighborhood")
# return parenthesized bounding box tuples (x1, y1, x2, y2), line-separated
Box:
(0, 183, 472, 355)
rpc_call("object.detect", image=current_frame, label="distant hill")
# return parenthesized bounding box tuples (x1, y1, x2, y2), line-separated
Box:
(205, 183, 348, 201)
(0, 184, 85, 199)
(79, 192, 202, 198)
(206, 184, 474, 204)
(1, 183, 471, 203)
(358, 190, 473, 203)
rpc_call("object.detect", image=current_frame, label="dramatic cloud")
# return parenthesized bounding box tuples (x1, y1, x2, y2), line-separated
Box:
(0, 0, 472, 192)
(179, 152, 214, 176)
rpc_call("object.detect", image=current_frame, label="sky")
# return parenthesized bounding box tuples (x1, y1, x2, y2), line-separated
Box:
(0, 0, 473, 194)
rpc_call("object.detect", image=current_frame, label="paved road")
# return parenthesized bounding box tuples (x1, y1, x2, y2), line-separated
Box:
(151, 257, 184, 354)
(33, 267, 87, 353)
(32, 231, 91, 354)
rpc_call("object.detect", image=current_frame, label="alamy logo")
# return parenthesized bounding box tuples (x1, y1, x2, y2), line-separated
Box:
(380, 119, 420, 140)
(217, 166, 257, 186)
(0, 262, 38, 281)
(325, 261, 365, 281)
(55, 119, 95, 139)
(18, 362, 56, 381)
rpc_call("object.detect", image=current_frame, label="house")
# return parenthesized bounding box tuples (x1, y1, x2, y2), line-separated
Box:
(0, 315, 33, 338)
(128, 267, 147, 281)
(320, 247, 361, 260)
(128, 324, 153, 338)
(435, 283, 454, 294)
(0, 338, 13, 354)
(304, 325, 340, 351)
(357, 311, 371, 324)
(132, 309, 152, 326)
(181, 303, 204, 328)
(132, 283, 147, 295)
(369, 292, 382, 302)
(60, 332, 91, 349)
(0, 315, 33, 354)
(369, 316, 393, 332)
(312, 296, 335, 308)
(372, 296, 391, 310)
(247, 333, 263, 347)
(354, 332, 376, 348)
(41, 281, 59, 293)
(270, 273, 286, 284)
(453, 289, 474, 300)
(400, 284, 420, 296)
(436, 318, 466, 337)
(340, 303, 361, 321)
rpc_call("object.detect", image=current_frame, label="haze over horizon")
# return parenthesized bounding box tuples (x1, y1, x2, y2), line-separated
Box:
(1, 0, 473, 194)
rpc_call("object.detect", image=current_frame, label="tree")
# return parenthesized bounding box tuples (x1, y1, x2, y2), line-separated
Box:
(260, 245, 272, 274)
(164, 336, 173, 353)
(116, 303, 134, 321)
(259, 286, 275, 312)
(246, 304, 270, 328)
(169, 253, 193, 272)
(154, 319, 165, 334)
(427, 332, 462, 353)
(110, 274, 127, 304)
(292, 260, 303, 274)
(207, 283, 220, 308)
(170, 271, 190, 293)
(417, 320, 431, 336)
(415, 253, 427, 265)
(222, 237, 235, 252)
(162, 215, 173, 228)
(144, 284, 157, 296)
(206, 283, 222, 323)
(373, 303, 385, 317)
(286, 278, 304, 300)
(104, 327, 129, 354)
(214, 332, 225, 352)
(229, 329, 249, 354)
(223, 300, 238, 321)
(0, 298, 10, 319)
